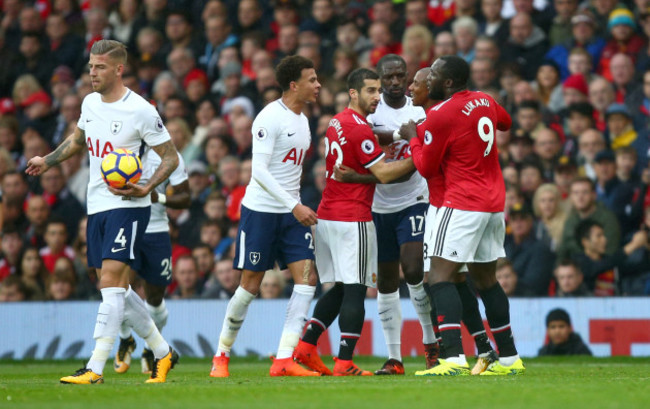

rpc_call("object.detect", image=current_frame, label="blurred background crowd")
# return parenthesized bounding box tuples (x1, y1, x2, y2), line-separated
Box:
(2, 0, 650, 303)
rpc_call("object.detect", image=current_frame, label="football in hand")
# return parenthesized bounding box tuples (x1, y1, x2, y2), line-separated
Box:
(100, 149, 142, 189)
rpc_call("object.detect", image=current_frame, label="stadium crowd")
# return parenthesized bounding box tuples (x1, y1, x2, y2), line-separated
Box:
(1, 0, 650, 302)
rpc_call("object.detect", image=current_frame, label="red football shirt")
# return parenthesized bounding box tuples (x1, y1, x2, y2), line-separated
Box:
(318, 108, 385, 222)
(410, 90, 511, 212)
(411, 106, 445, 208)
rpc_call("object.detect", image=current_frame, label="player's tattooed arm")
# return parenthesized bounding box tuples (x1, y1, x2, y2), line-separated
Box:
(110, 140, 179, 198)
(26, 127, 86, 176)
(152, 180, 190, 209)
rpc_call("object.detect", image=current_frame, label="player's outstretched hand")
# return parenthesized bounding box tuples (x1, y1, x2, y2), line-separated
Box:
(293, 203, 318, 226)
(399, 120, 417, 141)
(108, 182, 151, 198)
(334, 164, 358, 182)
(25, 156, 49, 176)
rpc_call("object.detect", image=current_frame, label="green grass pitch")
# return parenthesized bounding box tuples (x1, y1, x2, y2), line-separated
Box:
(1, 356, 648, 409)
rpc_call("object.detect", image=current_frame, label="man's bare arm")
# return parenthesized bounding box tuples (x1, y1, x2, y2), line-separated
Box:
(110, 140, 179, 198)
(152, 180, 190, 209)
(26, 127, 86, 176)
(369, 157, 415, 184)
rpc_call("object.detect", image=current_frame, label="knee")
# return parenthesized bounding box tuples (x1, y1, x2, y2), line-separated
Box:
(402, 264, 424, 285)
(377, 274, 399, 293)
(472, 274, 497, 291)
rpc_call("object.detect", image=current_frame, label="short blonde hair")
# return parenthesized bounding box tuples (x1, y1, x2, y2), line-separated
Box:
(532, 183, 561, 218)
(90, 39, 127, 64)
(402, 24, 433, 63)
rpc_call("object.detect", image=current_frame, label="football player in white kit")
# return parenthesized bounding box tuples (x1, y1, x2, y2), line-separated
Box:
(113, 148, 190, 374)
(26, 40, 180, 384)
(357, 55, 437, 374)
(210, 55, 321, 378)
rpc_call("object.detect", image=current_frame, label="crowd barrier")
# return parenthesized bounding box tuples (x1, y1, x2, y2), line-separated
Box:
(1, 298, 649, 360)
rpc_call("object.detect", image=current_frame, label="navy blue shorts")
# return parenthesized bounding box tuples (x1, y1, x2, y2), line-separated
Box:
(87, 207, 150, 269)
(234, 205, 315, 271)
(131, 231, 173, 286)
(373, 203, 428, 263)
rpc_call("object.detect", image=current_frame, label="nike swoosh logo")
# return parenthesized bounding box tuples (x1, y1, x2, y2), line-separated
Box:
(411, 232, 424, 236)
(414, 296, 427, 302)
(86, 119, 92, 122)
(287, 132, 295, 137)
(229, 318, 244, 324)
(374, 124, 384, 127)
(378, 310, 389, 315)
(90, 377, 102, 384)
(111, 247, 126, 253)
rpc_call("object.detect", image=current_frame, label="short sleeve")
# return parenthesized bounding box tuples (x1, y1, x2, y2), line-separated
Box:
(354, 126, 385, 168)
(77, 99, 86, 131)
(168, 152, 188, 186)
(139, 103, 171, 147)
(251, 107, 281, 155)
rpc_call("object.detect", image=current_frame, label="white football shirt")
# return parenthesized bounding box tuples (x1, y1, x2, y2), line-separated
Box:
(140, 149, 187, 233)
(241, 99, 311, 213)
(77, 89, 171, 215)
(367, 94, 428, 213)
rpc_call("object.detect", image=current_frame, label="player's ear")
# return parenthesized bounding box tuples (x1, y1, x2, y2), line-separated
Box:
(290, 80, 298, 92)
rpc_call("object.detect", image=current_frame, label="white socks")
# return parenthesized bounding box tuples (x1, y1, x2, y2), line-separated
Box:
(146, 299, 169, 331)
(87, 287, 125, 375)
(499, 354, 520, 367)
(123, 287, 170, 359)
(216, 286, 255, 357)
(407, 281, 436, 345)
(276, 284, 316, 359)
(446, 354, 468, 366)
(377, 290, 402, 361)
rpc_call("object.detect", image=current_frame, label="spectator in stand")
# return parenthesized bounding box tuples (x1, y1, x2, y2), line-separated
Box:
(401, 25, 434, 69)
(609, 54, 636, 106)
(406, 0, 434, 31)
(162, 94, 189, 123)
(546, 12, 606, 80)
(554, 259, 591, 296)
(548, 0, 579, 47)
(14, 31, 55, 90)
(495, 258, 532, 297)
(558, 177, 620, 260)
(60, 149, 89, 207)
(230, 115, 253, 160)
(470, 58, 497, 91)
(128, 0, 167, 48)
(0, 226, 23, 281)
(561, 74, 590, 110)
(606, 103, 637, 151)
(159, 10, 203, 59)
(563, 102, 594, 159)
(260, 268, 286, 299)
(301, 159, 327, 212)
(167, 48, 196, 91)
(501, 13, 549, 81)
(567, 48, 597, 82)
(235, 0, 265, 37)
(532, 61, 563, 113)
(39, 217, 74, 273)
(504, 203, 555, 295)
(479, 0, 508, 42)
(433, 31, 456, 60)
(202, 257, 240, 299)
(108, 0, 140, 45)
(216, 156, 246, 222)
(508, 129, 534, 167)
(199, 15, 238, 82)
(192, 242, 216, 279)
(533, 183, 568, 252)
(577, 129, 606, 180)
(169, 254, 203, 299)
(51, 92, 81, 147)
(46, 257, 77, 301)
(17, 246, 47, 300)
(23, 195, 50, 249)
(39, 165, 84, 240)
(598, 8, 644, 82)
(0, 116, 21, 161)
(516, 100, 546, 141)
(626, 68, 650, 134)
(452, 16, 478, 63)
(574, 219, 647, 296)
(538, 308, 592, 355)
(45, 13, 84, 74)
(82, 8, 113, 57)
(553, 156, 578, 212)
(0, 275, 28, 302)
(183, 68, 210, 110)
(520, 160, 545, 204)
